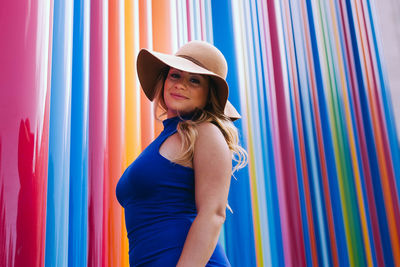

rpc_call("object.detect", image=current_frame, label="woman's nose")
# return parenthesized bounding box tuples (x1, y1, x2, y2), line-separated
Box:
(175, 77, 189, 89)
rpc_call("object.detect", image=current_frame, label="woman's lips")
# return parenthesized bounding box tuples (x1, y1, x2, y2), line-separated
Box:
(170, 93, 188, 100)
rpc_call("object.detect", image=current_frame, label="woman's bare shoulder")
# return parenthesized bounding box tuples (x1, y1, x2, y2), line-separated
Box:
(194, 121, 230, 159)
(192, 122, 232, 212)
(195, 121, 225, 142)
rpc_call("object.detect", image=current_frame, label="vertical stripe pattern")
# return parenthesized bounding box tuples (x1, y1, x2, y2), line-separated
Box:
(0, 0, 399, 266)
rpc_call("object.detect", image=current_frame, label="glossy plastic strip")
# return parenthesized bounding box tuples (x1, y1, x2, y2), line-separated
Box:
(0, 0, 53, 266)
(88, 0, 108, 265)
(68, 0, 90, 265)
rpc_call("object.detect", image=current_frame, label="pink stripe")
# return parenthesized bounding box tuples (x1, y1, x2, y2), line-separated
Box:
(199, 0, 205, 40)
(0, 0, 53, 266)
(88, 0, 108, 265)
(186, 0, 192, 41)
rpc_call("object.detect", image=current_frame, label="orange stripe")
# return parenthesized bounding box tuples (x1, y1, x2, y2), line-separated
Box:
(152, 0, 173, 135)
(108, 0, 125, 266)
(139, 0, 155, 149)
(123, 0, 142, 265)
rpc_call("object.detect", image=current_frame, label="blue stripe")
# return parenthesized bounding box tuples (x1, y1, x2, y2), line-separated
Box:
(211, 1, 257, 266)
(68, 0, 89, 266)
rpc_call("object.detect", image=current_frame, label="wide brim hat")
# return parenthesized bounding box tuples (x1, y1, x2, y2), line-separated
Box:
(136, 40, 241, 121)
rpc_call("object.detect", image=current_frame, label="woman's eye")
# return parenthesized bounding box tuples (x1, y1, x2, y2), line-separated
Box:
(190, 78, 200, 84)
(170, 73, 180, 79)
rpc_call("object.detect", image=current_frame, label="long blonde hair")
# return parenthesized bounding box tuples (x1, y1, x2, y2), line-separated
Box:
(153, 68, 247, 174)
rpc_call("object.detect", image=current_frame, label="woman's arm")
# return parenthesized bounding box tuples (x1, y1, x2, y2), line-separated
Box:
(176, 122, 232, 267)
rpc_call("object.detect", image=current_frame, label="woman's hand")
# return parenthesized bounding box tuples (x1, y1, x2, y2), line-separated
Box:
(176, 122, 232, 267)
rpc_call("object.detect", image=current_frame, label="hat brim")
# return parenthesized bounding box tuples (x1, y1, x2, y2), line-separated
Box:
(137, 49, 240, 121)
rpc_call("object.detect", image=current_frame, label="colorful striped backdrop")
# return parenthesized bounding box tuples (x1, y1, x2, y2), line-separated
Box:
(1, 0, 399, 266)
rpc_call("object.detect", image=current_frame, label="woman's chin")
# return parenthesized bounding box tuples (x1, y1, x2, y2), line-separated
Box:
(167, 108, 196, 117)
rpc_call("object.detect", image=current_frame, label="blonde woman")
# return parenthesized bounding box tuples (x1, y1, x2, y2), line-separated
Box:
(116, 41, 247, 266)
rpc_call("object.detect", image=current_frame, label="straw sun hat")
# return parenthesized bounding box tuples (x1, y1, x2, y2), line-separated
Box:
(136, 40, 241, 121)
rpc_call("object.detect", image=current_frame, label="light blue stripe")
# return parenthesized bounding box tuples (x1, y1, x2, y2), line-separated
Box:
(46, 0, 74, 266)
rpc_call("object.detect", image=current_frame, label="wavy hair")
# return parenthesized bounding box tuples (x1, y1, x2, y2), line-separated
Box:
(153, 68, 248, 175)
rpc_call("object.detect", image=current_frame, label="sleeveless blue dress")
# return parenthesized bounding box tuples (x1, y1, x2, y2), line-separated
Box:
(116, 115, 231, 267)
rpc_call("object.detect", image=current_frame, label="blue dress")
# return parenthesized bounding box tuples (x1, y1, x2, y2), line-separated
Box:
(116, 115, 231, 267)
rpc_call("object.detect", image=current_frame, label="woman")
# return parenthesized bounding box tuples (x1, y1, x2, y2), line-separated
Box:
(116, 40, 247, 266)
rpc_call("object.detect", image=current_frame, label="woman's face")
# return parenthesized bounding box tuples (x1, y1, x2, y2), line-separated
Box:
(163, 68, 210, 118)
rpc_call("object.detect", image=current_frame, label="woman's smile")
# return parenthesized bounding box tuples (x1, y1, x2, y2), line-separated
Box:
(170, 92, 189, 100)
